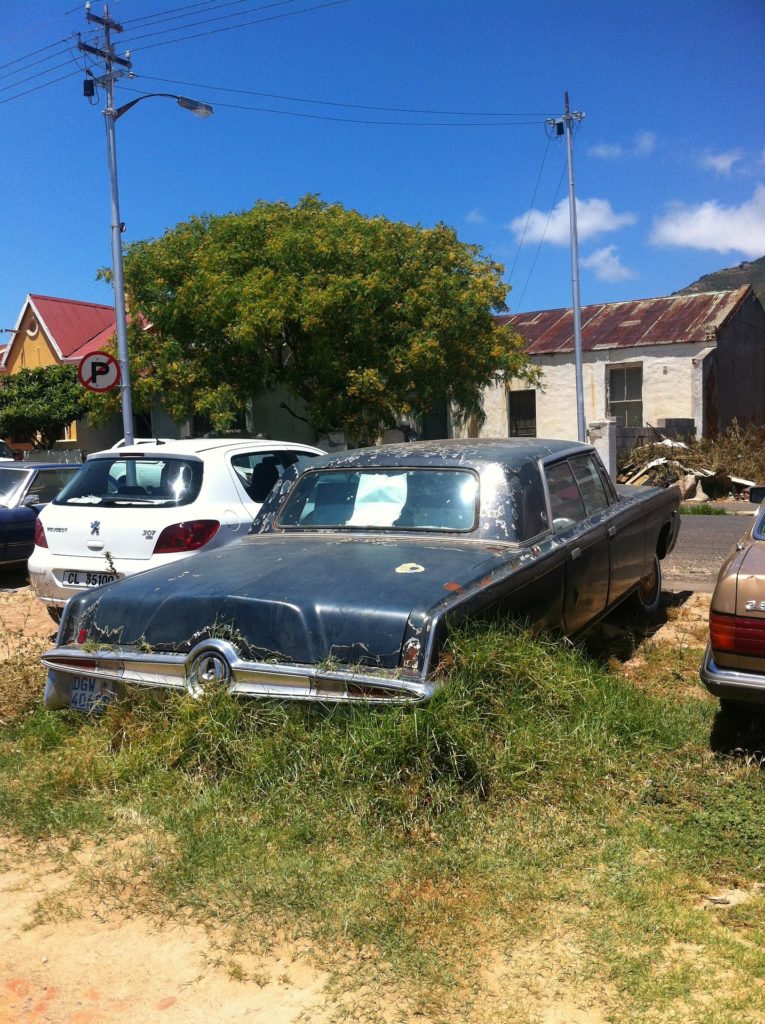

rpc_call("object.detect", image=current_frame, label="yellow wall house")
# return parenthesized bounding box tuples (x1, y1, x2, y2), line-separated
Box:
(0, 293, 118, 450)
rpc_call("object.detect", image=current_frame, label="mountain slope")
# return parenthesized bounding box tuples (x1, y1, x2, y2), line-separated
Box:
(676, 255, 765, 305)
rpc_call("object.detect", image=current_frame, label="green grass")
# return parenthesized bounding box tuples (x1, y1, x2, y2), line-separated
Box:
(680, 503, 727, 515)
(1, 624, 764, 1022)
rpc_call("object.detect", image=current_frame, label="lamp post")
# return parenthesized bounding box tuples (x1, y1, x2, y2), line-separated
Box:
(104, 91, 213, 445)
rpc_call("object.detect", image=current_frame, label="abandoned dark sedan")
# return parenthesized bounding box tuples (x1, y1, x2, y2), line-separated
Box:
(42, 439, 680, 711)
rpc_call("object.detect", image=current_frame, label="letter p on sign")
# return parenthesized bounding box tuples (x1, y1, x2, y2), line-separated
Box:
(78, 351, 120, 392)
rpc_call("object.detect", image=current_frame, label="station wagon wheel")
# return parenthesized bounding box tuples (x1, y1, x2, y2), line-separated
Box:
(632, 553, 662, 614)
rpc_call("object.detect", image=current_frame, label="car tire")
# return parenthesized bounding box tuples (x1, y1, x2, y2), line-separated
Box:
(631, 553, 662, 614)
(47, 606, 62, 625)
(710, 699, 757, 753)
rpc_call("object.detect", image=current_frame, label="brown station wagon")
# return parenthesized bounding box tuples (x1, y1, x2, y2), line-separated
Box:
(701, 499, 765, 710)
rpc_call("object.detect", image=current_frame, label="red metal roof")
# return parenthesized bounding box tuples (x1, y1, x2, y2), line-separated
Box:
(496, 286, 751, 355)
(29, 294, 116, 360)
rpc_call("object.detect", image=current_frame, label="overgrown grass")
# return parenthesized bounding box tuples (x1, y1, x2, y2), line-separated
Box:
(1, 622, 764, 1022)
(680, 503, 728, 515)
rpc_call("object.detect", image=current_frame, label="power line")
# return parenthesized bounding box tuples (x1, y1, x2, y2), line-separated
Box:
(120, 0, 302, 46)
(508, 134, 552, 284)
(0, 37, 69, 74)
(135, 75, 547, 118)
(514, 159, 568, 314)
(126, 0, 350, 53)
(0, 67, 82, 107)
(0, 53, 81, 93)
(121, 0, 252, 26)
(115, 83, 544, 126)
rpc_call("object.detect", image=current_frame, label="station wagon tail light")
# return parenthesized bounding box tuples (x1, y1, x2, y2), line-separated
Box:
(710, 611, 765, 658)
(34, 518, 48, 548)
(153, 520, 220, 554)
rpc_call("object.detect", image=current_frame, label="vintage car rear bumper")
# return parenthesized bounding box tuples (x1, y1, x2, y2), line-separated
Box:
(41, 638, 435, 709)
(700, 644, 765, 706)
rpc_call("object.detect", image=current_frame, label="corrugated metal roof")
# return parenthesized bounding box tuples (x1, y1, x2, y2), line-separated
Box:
(496, 286, 751, 355)
(29, 294, 115, 360)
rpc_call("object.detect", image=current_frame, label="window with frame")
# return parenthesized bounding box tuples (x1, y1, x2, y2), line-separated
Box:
(608, 365, 643, 427)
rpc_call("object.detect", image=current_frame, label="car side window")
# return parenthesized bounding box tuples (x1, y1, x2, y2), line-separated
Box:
(569, 455, 609, 515)
(231, 451, 319, 503)
(28, 468, 77, 504)
(544, 461, 587, 532)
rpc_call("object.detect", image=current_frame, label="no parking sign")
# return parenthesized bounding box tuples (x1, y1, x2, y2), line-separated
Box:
(78, 351, 121, 392)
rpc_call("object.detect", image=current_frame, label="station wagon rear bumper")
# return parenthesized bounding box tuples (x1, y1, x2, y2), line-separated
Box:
(41, 638, 435, 710)
(700, 644, 765, 706)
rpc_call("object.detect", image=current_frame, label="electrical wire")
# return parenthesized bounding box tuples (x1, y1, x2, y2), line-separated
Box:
(508, 134, 552, 284)
(121, 0, 252, 26)
(126, 0, 349, 53)
(0, 37, 70, 74)
(121, 0, 264, 30)
(134, 74, 547, 118)
(115, 83, 545, 126)
(513, 159, 568, 314)
(120, 0, 311, 46)
(0, 66, 82, 107)
(0, 53, 83, 93)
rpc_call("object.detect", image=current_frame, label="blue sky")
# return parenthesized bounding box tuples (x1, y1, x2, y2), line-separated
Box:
(2, 0, 764, 338)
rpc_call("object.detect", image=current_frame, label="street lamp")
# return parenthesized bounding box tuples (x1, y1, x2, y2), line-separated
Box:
(104, 91, 213, 444)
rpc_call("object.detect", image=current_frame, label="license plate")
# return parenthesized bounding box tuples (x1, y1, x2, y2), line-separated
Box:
(63, 570, 116, 588)
(69, 674, 114, 713)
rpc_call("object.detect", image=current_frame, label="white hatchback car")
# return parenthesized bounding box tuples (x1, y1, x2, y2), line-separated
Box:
(29, 438, 323, 618)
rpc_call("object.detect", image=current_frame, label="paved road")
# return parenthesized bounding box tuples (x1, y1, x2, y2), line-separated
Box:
(664, 512, 755, 592)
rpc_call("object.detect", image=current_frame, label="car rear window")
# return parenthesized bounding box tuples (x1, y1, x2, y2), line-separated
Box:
(277, 468, 479, 531)
(754, 507, 765, 541)
(231, 450, 320, 503)
(54, 456, 203, 508)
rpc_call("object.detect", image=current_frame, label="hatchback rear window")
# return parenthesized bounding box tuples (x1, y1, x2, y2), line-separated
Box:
(54, 456, 203, 508)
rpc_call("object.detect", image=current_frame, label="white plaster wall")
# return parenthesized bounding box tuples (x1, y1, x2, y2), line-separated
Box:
(497, 341, 710, 440)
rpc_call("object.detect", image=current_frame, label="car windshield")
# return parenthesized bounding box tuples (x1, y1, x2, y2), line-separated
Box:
(277, 468, 479, 531)
(0, 467, 27, 506)
(54, 455, 203, 508)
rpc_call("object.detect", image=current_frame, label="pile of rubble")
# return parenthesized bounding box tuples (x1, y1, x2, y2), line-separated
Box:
(617, 439, 756, 501)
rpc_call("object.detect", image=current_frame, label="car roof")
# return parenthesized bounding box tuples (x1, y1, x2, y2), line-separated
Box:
(309, 437, 591, 471)
(2, 462, 81, 472)
(89, 438, 323, 459)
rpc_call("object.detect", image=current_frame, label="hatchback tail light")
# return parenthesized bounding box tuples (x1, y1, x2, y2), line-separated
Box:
(152, 519, 220, 554)
(710, 611, 765, 658)
(34, 517, 48, 548)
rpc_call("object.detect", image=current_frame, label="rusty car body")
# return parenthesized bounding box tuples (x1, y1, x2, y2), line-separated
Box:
(42, 439, 680, 712)
(701, 499, 765, 708)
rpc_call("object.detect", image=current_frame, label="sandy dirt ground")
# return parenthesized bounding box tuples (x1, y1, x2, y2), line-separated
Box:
(0, 580, 710, 1024)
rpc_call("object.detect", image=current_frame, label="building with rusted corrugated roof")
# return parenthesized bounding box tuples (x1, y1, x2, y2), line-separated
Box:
(479, 285, 765, 446)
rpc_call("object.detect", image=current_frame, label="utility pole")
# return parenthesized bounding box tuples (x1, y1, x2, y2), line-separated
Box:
(78, 4, 135, 444)
(547, 92, 586, 443)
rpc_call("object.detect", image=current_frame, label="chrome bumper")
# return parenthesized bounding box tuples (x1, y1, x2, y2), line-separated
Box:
(42, 637, 435, 709)
(700, 644, 765, 707)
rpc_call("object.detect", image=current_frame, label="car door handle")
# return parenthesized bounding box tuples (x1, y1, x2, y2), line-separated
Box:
(570, 547, 581, 561)
(607, 526, 617, 538)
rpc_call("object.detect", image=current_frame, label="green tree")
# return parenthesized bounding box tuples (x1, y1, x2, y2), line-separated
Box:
(102, 195, 536, 443)
(0, 365, 87, 449)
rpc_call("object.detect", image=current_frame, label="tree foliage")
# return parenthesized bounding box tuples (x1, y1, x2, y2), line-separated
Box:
(105, 196, 536, 443)
(0, 365, 87, 449)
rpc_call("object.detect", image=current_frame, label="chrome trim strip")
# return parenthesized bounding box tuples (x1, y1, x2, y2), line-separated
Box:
(700, 645, 765, 704)
(42, 637, 435, 704)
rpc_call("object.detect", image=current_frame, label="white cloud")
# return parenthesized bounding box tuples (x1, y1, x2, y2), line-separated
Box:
(588, 142, 623, 159)
(633, 131, 656, 157)
(588, 132, 656, 160)
(465, 209, 486, 224)
(700, 149, 743, 175)
(581, 245, 636, 282)
(509, 197, 637, 246)
(650, 184, 765, 258)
